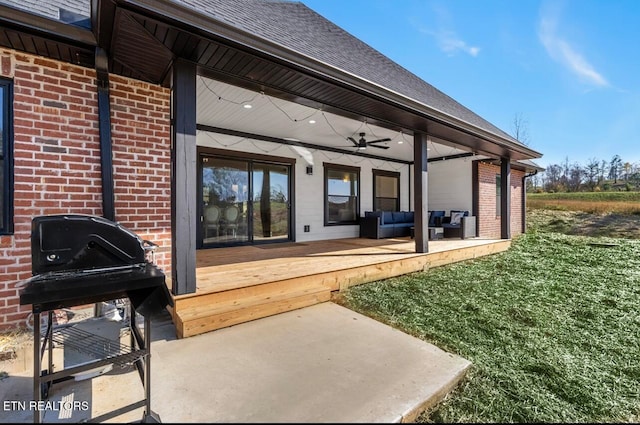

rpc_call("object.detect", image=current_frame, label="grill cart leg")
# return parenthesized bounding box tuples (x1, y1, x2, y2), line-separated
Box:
(33, 311, 41, 424)
(141, 313, 161, 422)
(131, 308, 162, 423)
(34, 311, 56, 423)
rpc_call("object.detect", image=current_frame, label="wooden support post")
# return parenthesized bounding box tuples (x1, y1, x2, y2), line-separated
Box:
(171, 59, 197, 295)
(472, 160, 480, 237)
(500, 157, 511, 239)
(413, 133, 429, 253)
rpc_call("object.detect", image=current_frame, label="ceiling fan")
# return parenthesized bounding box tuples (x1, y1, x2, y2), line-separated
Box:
(347, 132, 391, 150)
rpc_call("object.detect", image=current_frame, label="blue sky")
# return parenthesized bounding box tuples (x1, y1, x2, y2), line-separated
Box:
(300, 0, 640, 168)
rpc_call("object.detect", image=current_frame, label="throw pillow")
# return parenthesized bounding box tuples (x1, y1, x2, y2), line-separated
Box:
(450, 211, 465, 226)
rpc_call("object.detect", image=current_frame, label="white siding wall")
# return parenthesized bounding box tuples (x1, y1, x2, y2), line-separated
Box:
(197, 132, 409, 242)
(426, 158, 473, 214)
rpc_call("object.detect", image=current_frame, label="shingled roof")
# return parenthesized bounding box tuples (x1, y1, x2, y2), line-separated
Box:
(1, 0, 534, 154)
(174, 0, 524, 147)
(0, 0, 90, 27)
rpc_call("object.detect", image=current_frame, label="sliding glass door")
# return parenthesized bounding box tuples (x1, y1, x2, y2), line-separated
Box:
(201, 157, 250, 244)
(252, 163, 290, 242)
(200, 154, 291, 247)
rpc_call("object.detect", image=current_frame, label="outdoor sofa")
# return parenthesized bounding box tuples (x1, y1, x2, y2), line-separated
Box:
(360, 209, 477, 240)
(359, 211, 414, 239)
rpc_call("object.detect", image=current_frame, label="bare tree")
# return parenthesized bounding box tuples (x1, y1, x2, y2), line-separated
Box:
(585, 158, 600, 190)
(609, 155, 622, 183)
(544, 164, 564, 192)
(623, 162, 632, 182)
(599, 160, 608, 185)
(568, 162, 584, 191)
(511, 112, 530, 146)
(561, 156, 570, 189)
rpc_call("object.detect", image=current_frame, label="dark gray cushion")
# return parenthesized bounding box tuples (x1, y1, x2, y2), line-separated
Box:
(429, 210, 445, 227)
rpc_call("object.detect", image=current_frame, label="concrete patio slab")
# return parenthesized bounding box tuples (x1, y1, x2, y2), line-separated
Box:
(1, 302, 471, 423)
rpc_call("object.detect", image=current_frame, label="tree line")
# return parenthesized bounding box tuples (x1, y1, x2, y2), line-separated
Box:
(528, 155, 640, 193)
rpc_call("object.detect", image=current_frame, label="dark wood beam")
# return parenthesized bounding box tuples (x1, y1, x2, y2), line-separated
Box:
(427, 152, 475, 163)
(413, 133, 428, 253)
(500, 157, 511, 239)
(171, 59, 198, 295)
(472, 160, 480, 237)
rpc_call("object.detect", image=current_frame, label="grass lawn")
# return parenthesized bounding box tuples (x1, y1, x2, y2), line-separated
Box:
(337, 216, 640, 422)
(527, 192, 640, 215)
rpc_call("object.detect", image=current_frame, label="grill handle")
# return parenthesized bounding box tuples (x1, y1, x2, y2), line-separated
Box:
(142, 240, 158, 264)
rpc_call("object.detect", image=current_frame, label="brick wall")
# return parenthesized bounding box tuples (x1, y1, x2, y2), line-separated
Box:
(477, 161, 501, 238)
(109, 75, 171, 269)
(0, 49, 171, 331)
(476, 161, 525, 239)
(511, 169, 525, 236)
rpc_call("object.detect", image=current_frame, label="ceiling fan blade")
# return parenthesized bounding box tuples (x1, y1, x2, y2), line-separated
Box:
(370, 144, 390, 149)
(367, 138, 392, 144)
(347, 137, 358, 146)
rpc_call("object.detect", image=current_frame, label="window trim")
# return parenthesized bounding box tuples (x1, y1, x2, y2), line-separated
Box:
(372, 169, 400, 212)
(324, 162, 360, 226)
(0, 78, 13, 235)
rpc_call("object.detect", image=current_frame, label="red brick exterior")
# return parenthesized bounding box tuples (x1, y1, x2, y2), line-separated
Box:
(0, 49, 171, 330)
(476, 161, 525, 239)
(511, 169, 525, 236)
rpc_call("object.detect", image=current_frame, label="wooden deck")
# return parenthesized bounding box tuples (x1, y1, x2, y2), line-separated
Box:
(171, 237, 510, 338)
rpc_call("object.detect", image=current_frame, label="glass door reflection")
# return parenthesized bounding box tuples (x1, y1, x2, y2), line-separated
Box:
(201, 157, 249, 244)
(252, 163, 290, 241)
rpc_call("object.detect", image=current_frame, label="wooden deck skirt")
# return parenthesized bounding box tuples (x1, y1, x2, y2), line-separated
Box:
(169, 237, 510, 338)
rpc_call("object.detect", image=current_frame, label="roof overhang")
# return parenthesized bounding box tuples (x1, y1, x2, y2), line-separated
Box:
(0, 0, 542, 163)
(109, 0, 542, 162)
(0, 3, 96, 66)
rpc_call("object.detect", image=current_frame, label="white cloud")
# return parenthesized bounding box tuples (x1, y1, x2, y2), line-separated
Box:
(434, 30, 481, 57)
(538, 10, 609, 87)
(412, 4, 480, 58)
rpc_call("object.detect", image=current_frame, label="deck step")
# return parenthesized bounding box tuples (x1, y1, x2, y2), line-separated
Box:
(174, 283, 332, 338)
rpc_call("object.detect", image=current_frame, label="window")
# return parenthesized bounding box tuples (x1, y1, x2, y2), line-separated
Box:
(0, 79, 12, 234)
(373, 170, 400, 211)
(496, 174, 501, 217)
(324, 163, 359, 225)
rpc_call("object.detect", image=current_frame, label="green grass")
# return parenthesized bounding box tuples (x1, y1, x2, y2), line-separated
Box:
(338, 230, 640, 422)
(528, 192, 640, 202)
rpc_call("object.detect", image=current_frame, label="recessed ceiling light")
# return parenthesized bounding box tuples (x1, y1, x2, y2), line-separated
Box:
(308, 119, 316, 124)
(398, 140, 403, 144)
(243, 104, 252, 109)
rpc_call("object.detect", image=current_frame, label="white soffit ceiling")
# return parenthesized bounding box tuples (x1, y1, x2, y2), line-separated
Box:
(196, 75, 471, 162)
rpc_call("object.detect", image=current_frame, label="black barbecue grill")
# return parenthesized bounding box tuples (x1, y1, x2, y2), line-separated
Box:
(18, 214, 172, 423)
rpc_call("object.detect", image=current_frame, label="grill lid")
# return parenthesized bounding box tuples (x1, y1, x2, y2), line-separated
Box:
(31, 215, 147, 275)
